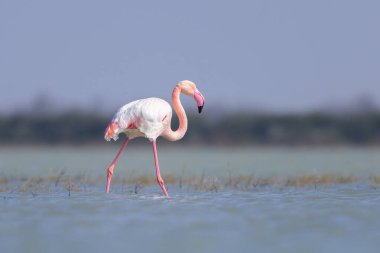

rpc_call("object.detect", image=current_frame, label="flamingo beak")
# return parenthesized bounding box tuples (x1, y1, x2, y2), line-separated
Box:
(194, 89, 205, 114)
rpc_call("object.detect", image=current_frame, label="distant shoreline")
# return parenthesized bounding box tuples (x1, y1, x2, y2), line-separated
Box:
(1, 111, 380, 145)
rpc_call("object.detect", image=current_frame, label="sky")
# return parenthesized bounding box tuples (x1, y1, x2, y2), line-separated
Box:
(1, 0, 379, 114)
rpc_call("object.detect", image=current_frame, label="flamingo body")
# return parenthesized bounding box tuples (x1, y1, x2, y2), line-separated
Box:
(105, 97, 172, 141)
(104, 80, 205, 196)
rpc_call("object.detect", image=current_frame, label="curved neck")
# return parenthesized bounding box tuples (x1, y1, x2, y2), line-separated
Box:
(162, 86, 188, 141)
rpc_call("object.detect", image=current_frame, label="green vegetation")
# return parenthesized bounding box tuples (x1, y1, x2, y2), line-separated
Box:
(0, 112, 105, 144)
(201, 112, 380, 145)
(1, 111, 380, 145)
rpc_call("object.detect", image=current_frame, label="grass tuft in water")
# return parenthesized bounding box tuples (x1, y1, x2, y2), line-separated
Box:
(0, 171, 378, 194)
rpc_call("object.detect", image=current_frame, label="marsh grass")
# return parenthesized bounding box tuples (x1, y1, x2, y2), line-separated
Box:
(285, 174, 360, 188)
(0, 171, 378, 194)
(370, 175, 380, 186)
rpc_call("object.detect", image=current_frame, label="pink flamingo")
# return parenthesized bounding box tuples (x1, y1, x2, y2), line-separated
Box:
(104, 80, 205, 196)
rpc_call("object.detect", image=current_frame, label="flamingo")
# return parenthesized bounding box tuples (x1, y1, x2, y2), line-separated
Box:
(104, 80, 205, 196)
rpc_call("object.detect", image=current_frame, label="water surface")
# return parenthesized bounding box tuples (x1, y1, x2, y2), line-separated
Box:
(1, 146, 380, 253)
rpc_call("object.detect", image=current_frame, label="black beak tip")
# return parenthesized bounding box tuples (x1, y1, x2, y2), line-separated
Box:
(198, 105, 203, 113)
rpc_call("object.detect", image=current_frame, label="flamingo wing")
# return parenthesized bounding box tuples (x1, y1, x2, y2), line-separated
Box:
(106, 98, 172, 141)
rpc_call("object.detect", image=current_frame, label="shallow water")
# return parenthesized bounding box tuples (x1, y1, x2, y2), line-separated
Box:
(1, 145, 380, 177)
(1, 146, 380, 253)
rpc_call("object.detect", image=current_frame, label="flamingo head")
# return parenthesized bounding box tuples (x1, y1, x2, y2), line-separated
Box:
(104, 121, 120, 141)
(177, 80, 205, 113)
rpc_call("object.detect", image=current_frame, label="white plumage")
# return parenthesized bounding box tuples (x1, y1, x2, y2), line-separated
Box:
(106, 97, 172, 141)
(104, 80, 205, 196)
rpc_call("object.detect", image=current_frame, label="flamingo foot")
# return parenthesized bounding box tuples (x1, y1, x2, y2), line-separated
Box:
(152, 140, 168, 197)
(106, 164, 115, 193)
(157, 175, 168, 197)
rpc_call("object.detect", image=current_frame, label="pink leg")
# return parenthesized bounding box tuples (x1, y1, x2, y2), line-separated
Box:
(106, 138, 129, 193)
(152, 140, 168, 197)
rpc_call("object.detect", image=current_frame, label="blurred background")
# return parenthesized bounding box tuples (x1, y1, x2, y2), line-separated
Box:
(2, 3, 380, 252)
(1, 0, 380, 146)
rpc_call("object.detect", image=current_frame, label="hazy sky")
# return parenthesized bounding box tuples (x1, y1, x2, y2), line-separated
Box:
(1, 0, 379, 113)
